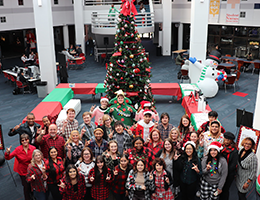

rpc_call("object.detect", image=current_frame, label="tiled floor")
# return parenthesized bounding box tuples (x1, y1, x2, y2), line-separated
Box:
(0, 39, 259, 200)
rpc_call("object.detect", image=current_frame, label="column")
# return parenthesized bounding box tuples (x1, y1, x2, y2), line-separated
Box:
(74, 0, 85, 53)
(178, 23, 183, 50)
(253, 76, 260, 174)
(32, 0, 57, 93)
(162, 0, 172, 56)
(63, 25, 69, 49)
(189, 0, 210, 83)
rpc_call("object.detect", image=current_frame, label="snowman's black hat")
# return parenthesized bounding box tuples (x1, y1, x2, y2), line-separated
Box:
(207, 50, 221, 63)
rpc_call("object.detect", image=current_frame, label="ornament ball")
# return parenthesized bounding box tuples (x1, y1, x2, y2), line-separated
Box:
(129, 85, 134, 89)
(129, 54, 134, 59)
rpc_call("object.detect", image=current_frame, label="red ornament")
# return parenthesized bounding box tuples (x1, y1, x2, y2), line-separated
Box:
(126, 100, 129, 103)
(133, 68, 140, 73)
(121, 118, 125, 122)
(120, 77, 123, 80)
(114, 100, 117, 104)
(123, 108, 126, 111)
(117, 105, 121, 109)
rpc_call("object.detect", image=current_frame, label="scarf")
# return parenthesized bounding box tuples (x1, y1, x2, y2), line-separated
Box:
(238, 148, 252, 169)
(221, 145, 236, 164)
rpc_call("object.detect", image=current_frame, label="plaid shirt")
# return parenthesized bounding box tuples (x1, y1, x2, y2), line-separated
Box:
(127, 147, 155, 172)
(88, 139, 108, 158)
(65, 141, 84, 165)
(59, 173, 86, 200)
(88, 168, 113, 200)
(45, 157, 65, 184)
(36, 134, 65, 159)
(157, 123, 174, 141)
(145, 141, 164, 155)
(57, 119, 79, 141)
(110, 130, 133, 154)
(151, 170, 174, 200)
(26, 160, 47, 193)
(112, 164, 132, 194)
(126, 169, 155, 200)
(102, 151, 120, 170)
(198, 121, 226, 135)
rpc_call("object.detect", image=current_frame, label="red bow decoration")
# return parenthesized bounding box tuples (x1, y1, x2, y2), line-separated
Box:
(112, 52, 122, 57)
(121, 0, 138, 16)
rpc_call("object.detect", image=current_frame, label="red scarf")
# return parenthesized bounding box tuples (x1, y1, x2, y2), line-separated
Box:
(221, 145, 236, 164)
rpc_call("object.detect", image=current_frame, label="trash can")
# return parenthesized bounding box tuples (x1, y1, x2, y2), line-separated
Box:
(156, 46, 162, 56)
(36, 81, 47, 98)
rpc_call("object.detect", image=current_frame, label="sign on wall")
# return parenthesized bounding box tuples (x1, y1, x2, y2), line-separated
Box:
(237, 126, 260, 152)
(209, 0, 220, 23)
(226, 0, 241, 23)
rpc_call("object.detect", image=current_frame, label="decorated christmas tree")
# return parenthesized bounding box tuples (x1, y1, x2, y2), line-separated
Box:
(104, 0, 154, 106)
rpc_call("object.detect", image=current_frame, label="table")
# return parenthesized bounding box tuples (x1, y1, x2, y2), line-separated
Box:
(22, 102, 63, 126)
(95, 83, 106, 94)
(56, 83, 98, 95)
(42, 88, 74, 107)
(218, 63, 236, 69)
(190, 113, 209, 131)
(150, 83, 182, 100)
(179, 83, 199, 97)
(3, 70, 40, 82)
(181, 96, 211, 118)
(221, 56, 237, 61)
(172, 49, 188, 59)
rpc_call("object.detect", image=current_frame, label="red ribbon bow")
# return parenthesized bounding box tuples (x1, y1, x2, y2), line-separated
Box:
(121, 0, 138, 16)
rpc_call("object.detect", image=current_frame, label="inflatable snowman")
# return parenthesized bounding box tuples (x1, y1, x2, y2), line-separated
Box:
(189, 51, 225, 98)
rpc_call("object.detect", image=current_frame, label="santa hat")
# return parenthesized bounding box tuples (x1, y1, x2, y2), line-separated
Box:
(140, 101, 151, 109)
(208, 141, 223, 152)
(100, 96, 109, 103)
(182, 141, 196, 150)
(143, 109, 153, 116)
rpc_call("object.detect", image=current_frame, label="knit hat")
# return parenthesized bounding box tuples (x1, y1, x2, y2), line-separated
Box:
(208, 141, 223, 152)
(115, 89, 125, 98)
(140, 101, 151, 109)
(143, 109, 153, 116)
(224, 131, 235, 141)
(182, 141, 196, 150)
(100, 96, 109, 103)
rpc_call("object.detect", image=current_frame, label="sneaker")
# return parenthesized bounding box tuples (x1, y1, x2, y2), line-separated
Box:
(196, 191, 201, 197)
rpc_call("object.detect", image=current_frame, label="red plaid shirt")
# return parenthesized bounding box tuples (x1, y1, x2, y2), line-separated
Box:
(36, 134, 65, 159)
(198, 121, 226, 135)
(111, 165, 132, 194)
(5, 144, 36, 176)
(59, 173, 86, 200)
(145, 141, 164, 155)
(45, 157, 64, 184)
(88, 168, 113, 200)
(26, 160, 47, 192)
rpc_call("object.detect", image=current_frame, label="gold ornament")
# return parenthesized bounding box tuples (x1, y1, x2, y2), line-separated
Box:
(119, 48, 122, 52)
(129, 54, 134, 59)
(129, 85, 134, 89)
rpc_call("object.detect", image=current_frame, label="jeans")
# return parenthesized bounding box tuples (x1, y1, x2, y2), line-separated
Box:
(33, 190, 47, 200)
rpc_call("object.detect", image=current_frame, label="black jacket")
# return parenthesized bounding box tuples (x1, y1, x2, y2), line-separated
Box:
(221, 146, 238, 178)
(8, 121, 41, 145)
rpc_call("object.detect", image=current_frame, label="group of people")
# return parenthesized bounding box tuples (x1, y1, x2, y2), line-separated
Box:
(6, 92, 258, 200)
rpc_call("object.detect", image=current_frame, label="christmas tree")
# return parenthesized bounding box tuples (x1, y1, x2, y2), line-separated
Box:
(104, 0, 154, 106)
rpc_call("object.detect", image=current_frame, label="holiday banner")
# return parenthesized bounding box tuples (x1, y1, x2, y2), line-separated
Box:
(226, 0, 241, 23)
(0, 125, 4, 150)
(209, 0, 220, 23)
(237, 125, 260, 152)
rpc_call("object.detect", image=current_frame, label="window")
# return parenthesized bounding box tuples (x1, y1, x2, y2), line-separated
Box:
(0, 16, 6, 23)
(54, 0, 58, 4)
(18, 0, 23, 5)
(255, 4, 260, 9)
(240, 12, 246, 18)
(0, 0, 3, 6)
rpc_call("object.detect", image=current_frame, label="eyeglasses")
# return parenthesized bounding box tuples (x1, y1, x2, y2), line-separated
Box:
(21, 139, 29, 142)
(83, 153, 90, 155)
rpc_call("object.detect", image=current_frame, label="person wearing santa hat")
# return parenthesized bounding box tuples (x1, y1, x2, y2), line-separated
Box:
(200, 141, 228, 200)
(90, 96, 109, 125)
(135, 101, 159, 122)
(130, 110, 154, 141)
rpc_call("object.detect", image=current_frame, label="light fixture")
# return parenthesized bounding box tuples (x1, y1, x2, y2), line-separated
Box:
(38, 0, 42, 7)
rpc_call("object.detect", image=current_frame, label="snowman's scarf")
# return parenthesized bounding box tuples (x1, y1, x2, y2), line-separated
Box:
(198, 65, 209, 83)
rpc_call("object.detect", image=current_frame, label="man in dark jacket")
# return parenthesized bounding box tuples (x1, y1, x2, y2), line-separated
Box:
(8, 113, 41, 146)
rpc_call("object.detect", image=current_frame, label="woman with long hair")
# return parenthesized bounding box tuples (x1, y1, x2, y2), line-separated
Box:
(45, 146, 64, 200)
(98, 114, 114, 140)
(65, 130, 84, 165)
(26, 149, 47, 200)
(112, 154, 133, 200)
(178, 115, 193, 144)
(190, 131, 204, 159)
(126, 159, 155, 200)
(175, 141, 201, 200)
(5, 134, 36, 200)
(75, 147, 95, 200)
(59, 164, 86, 200)
(102, 140, 121, 170)
(151, 158, 174, 200)
(168, 127, 182, 152)
(88, 155, 113, 200)
(200, 141, 228, 200)
(236, 137, 258, 200)
(144, 128, 163, 155)
(127, 137, 156, 172)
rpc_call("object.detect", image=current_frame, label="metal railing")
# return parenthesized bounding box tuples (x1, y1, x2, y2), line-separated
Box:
(85, 0, 122, 6)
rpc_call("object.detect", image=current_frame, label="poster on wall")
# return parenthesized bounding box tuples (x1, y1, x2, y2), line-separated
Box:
(226, 0, 241, 23)
(209, 0, 220, 23)
(0, 125, 4, 151)
(237, 125, 260, 152)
